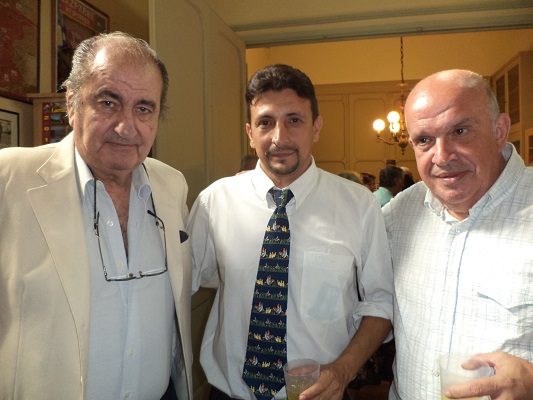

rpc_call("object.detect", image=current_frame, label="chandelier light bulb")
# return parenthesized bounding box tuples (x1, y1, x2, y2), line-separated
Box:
(373, 119, 386, 133)
(387, 111, 400, 123)
(390, 122, 400, 133)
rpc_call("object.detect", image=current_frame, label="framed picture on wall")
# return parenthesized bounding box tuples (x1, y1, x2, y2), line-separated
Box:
(0, 109, 20, 148)
(0, 1, 39, 102)
(526, 127, 533, 166)
(53, 0, 109, 91)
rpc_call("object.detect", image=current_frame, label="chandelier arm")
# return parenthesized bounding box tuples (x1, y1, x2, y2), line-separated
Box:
(370, 36, 409, 154)
(375, 136, 398, 146)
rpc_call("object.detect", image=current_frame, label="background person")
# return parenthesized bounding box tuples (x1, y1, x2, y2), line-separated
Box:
(338, 170, 363, 185)
(360, 172, 377, 192)
(384, 69, 533, 400)
(240, 153, 259, 172)
(188, 64, 393, 400)
(0, 32, 193, 400)
(399, 166, 415, 190)
(373, 165, 404, 207)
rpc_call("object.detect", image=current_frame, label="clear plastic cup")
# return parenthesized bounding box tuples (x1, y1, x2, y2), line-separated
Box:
(439, 353, 491, 400)
(283, 359, 320, 400)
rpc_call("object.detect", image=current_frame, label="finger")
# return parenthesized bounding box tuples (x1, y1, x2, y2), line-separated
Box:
(445, 376, 493, 399)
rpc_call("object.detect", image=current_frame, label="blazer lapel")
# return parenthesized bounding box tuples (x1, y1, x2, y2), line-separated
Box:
(147, 166, 185, 299)
(28, 134, 91, 378)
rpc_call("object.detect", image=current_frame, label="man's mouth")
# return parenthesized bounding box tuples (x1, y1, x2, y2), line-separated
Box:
(267, 149, 296, 158)
(434, 170, 466, 184)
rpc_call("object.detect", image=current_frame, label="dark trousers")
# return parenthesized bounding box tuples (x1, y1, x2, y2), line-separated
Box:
(160, 377, 178, 400)
(209, 385, 351, 400)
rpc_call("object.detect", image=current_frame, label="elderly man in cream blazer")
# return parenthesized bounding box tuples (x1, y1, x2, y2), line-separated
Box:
(0, 32, 193, 400)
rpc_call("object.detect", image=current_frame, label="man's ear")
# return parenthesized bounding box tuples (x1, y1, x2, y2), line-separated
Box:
(246, 123, 255, 149)
(313, 115, 323, 143)
(65, 89, 76, 129)
(494, 113, 511, 152)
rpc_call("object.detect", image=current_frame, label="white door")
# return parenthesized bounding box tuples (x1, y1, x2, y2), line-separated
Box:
(149, 0, 246, 206)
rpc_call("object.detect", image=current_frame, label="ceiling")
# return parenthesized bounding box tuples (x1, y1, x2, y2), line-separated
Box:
(204, 0, 533, 47)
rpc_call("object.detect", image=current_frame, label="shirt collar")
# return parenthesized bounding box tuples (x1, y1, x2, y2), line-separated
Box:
(424, 143, 522, 222)
(75, 147, 152, 205)
(250, 157, 319, 208)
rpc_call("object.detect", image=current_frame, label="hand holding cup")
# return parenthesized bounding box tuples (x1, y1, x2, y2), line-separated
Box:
(439, 353, 492, 400)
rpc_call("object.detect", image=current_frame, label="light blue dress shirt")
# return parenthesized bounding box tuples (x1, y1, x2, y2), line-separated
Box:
(76, 151, 174, 400)
(373, 186, 394, 207)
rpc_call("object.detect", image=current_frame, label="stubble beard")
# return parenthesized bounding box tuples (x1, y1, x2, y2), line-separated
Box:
(265, 148, 300, 176)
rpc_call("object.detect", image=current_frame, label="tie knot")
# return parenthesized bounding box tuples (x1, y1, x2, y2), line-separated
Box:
(272, 189, 293, 207)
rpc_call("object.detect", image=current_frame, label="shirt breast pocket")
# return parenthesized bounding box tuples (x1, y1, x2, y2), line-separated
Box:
(473, 270, 533, 338)
(301, 251, 354, 322)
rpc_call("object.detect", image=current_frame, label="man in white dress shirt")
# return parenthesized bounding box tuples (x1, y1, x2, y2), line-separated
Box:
(384, 69, 533, 400)
(188, 64, 393, 400)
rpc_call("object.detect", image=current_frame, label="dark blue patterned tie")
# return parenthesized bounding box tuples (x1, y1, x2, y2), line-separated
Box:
(243, 188, 294, 399)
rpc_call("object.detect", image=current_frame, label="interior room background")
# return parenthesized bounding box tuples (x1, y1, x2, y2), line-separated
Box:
(3, 1, 533, 196)
(1, 1, 532, 399)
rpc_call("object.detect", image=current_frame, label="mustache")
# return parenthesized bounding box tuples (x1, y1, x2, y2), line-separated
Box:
(432, 159, 459, 171)
(265, 146, 298, 155)
(104, 133, 139, 145)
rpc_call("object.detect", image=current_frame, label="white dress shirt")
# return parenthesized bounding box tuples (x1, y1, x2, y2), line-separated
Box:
(188, 159, 393, 399)
(384, 144, 533, 400)
(76, 151, 174, 400)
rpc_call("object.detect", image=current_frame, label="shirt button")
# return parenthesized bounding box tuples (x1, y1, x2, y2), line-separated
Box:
(455, 228, 461, 233)
(128, 349, 134, 357)
(107, 220, 114, 227)
(124, 391, 131, 398)
(117, 262, 125, 269)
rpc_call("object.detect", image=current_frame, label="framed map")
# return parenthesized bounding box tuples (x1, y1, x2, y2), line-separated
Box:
(0, 109, 20, 148)
(54, 0, 108, 90)
(0, 0, 39, 102)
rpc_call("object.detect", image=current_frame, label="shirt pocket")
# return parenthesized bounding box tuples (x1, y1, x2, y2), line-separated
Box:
(301, 251, 354, 322)
(473, 269, 533, 334)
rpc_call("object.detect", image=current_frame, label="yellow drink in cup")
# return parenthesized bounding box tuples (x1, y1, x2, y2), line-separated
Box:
(283, 359, 320, 400)
(287, 382, 313, 400)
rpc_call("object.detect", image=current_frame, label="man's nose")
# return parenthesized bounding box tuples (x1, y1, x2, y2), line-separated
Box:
(114, 109, 135, 138)
(432, 138, 456, 166)
(271, 123, 288, 147)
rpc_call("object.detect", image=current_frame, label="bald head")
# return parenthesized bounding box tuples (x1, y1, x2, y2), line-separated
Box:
(405, 69, 500, 132)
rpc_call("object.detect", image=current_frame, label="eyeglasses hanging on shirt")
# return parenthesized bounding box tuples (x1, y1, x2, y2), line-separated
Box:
(91, 169, 168, 282)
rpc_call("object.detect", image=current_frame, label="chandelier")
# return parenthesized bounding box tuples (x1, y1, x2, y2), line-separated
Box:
(372, 37, 409, 155)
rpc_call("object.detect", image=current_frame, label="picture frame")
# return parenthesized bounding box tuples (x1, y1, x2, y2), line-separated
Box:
(53, 0, 109, 91)
(0, 1, 40, 103)
(525, 127, 533, 166)
(0, 109, 20, 149)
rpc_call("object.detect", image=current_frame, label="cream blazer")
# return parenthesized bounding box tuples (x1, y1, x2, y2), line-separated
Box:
(0, 134, 193, 400)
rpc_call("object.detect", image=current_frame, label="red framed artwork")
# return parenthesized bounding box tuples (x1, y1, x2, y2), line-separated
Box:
(54, 0, 109, 91)
(0, 0, 40, 103)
